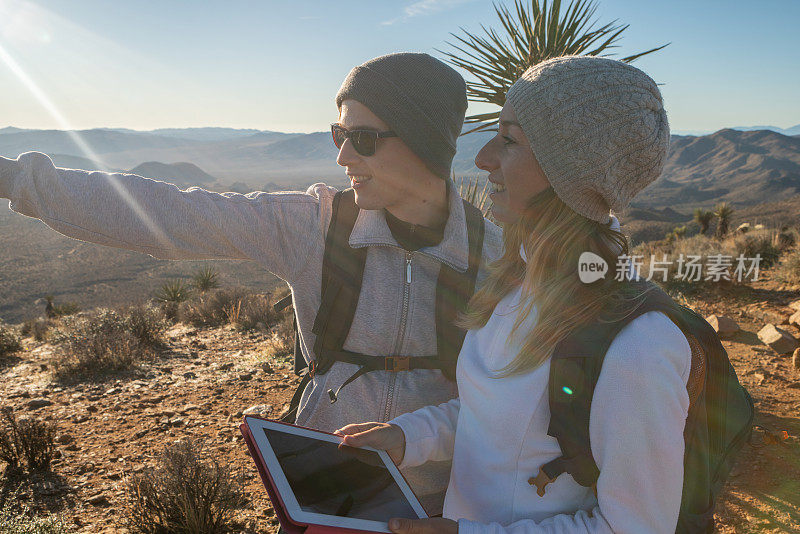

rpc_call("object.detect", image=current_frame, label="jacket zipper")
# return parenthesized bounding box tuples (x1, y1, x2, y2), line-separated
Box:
(383, 251, 413, 421)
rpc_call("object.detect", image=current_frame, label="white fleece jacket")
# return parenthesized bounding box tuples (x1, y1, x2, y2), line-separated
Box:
(391, 275, 692, 533)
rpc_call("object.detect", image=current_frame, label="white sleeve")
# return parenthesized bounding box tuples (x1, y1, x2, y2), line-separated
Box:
(389, 397, 461, 468)
(456, 311, 691, 534)
(0, 152, 334, 283)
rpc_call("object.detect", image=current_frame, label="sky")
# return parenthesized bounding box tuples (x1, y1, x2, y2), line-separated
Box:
(0, 0, 798, 134)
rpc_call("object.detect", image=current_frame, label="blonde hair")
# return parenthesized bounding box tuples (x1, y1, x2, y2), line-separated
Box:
(458, 188, 653, 376)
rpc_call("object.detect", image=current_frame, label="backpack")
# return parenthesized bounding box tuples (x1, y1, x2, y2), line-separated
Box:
(531, 280, 754, 533)
(277, 188, 486, 423)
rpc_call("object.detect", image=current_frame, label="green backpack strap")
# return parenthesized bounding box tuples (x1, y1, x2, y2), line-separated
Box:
(435, 199, 485, 380)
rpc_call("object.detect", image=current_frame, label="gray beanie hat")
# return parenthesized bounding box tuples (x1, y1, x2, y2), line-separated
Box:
(506, 55, 670, 224)
(335, 52, 467, 179)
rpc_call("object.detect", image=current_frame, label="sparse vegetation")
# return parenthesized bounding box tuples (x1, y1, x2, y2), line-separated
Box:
(0, 321, 22, 359)
(0, 498, 68, 534)
(192, 266, 221, 293)
(154, 279, 193, 304)
(733, 229, 781, 268)
(693, 208, 714, 235)
(775, 248, 800, 285)
(714, 202, 734, 238)
(20, 318, 51, 342)
(124, 439, 245, 534)
(43, 296, 79, 319)
(0, 408, 56, 471)
(180, 287, 284, 331)
(49, 307, 165, 381)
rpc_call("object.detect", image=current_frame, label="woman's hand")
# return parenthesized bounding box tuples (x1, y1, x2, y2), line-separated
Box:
(334, 422, 406, 464)
(388, 517, 458, 534)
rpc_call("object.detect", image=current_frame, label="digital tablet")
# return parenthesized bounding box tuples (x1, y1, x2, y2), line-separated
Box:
(242, 416, 428, 533)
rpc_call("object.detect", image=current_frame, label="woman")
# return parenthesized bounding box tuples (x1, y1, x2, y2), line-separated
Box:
(336, 56, 690, 533)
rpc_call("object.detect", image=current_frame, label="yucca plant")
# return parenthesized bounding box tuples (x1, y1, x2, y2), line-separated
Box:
(456, 173, 492, 218)
(693, 208, 714, 235)
(154, 279, 192, 304)
(191, 266, 220, 293)
(714, 202, 734, 239)
(441, 0, 668, 134)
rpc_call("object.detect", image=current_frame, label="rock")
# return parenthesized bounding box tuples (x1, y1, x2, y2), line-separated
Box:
(239, 372, 253, 381)
(105, 387, 122, 395)
(753, 373, 766, 385)
(217, 362, 234, 371)
(243, 404, 273, 417)
(793, 348, 800, 372)
(169, 417, 185, 427)
(183, 371, 197, 379)
(27, 398, 52, 409)
(86, 493, 108, 505)
(790, 310, 800, 329)
(788, 382, 800, 389)
(705, 315, 740, 338)
(54, 434, 74, 445)
(260, 362, 274, 374)
(189, 350, 199, 359)
(182, 404, 200, 412)
(789, 299, 800, 312)
(757, 324, 799, 355)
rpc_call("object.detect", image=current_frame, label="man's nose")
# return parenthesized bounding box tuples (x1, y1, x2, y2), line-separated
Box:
(336, 139, 360, 167)
(474, 138, 497, 172)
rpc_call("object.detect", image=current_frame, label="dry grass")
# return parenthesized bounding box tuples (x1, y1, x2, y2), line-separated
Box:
(0, 321, 22, 359)
(123, 439, 245, 534)
(49, 305, 167, 382)
(0, 408, 56, 471)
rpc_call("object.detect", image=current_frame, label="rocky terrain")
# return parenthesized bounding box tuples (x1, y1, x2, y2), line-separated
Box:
(1, 269, 800, 532)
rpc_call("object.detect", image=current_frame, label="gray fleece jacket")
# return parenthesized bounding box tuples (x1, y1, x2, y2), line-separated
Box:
(0, 151, 503, 513)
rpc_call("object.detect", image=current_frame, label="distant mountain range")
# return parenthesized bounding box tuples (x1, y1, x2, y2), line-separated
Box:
(1, 124, 798, 210)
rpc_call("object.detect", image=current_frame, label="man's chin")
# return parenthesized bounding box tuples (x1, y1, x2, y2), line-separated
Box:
(352, 190, 381, 211)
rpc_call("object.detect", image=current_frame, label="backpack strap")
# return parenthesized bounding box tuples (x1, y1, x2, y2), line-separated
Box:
(435, 199, 485, 380)
(533, 282, 697, 494)
(299, 192, 486, 404)
(310, 188, 367, 375)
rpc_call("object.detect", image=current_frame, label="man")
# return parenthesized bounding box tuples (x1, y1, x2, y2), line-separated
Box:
(0, 52, 502, 512)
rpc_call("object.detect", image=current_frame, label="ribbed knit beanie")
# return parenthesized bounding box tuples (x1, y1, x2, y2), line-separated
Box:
(506, 55, 670, 224)
(335, 52, 467, 179)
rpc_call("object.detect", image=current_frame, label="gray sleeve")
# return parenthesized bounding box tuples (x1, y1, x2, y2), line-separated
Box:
(0, 152, 335, 283)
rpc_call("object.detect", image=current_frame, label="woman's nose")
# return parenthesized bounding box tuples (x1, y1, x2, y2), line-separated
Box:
(474, 139, 496, 172)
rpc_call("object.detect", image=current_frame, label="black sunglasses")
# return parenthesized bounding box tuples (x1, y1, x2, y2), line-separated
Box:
(331, 124, 397, 157)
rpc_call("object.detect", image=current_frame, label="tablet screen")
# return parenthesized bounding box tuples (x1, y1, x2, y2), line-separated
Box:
(263, 428, 418, 522)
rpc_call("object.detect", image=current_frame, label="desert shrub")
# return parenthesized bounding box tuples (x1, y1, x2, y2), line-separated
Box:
(0, 498, 68, 534)
(43, 296, 79, 319)
(775, 248, 800, 285)
(226, 293, 280, 331)
(124, 304, 169, 348)
(777, 226, 798, 251)
(179, 287, 279, 330)
(191, 266, 220, 293)
(20, 318, 51, 342)
(732, 229, 781, 268)
(49, 308, 161, 381)
(0, 321, 22, 359)
(124, 439, 245, 534)
(0, 409, 56, 471)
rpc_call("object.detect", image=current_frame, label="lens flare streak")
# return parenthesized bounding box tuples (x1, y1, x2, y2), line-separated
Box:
(0, 41, 174, 251)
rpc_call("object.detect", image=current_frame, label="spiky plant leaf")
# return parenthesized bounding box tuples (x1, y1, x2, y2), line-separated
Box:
(440, 0, 668, 134)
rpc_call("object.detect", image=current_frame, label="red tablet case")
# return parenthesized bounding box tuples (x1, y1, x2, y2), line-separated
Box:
(240, 416, 414, 534)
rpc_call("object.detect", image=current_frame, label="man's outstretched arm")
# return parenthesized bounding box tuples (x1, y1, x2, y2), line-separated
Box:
(0, 152, 333, 283)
